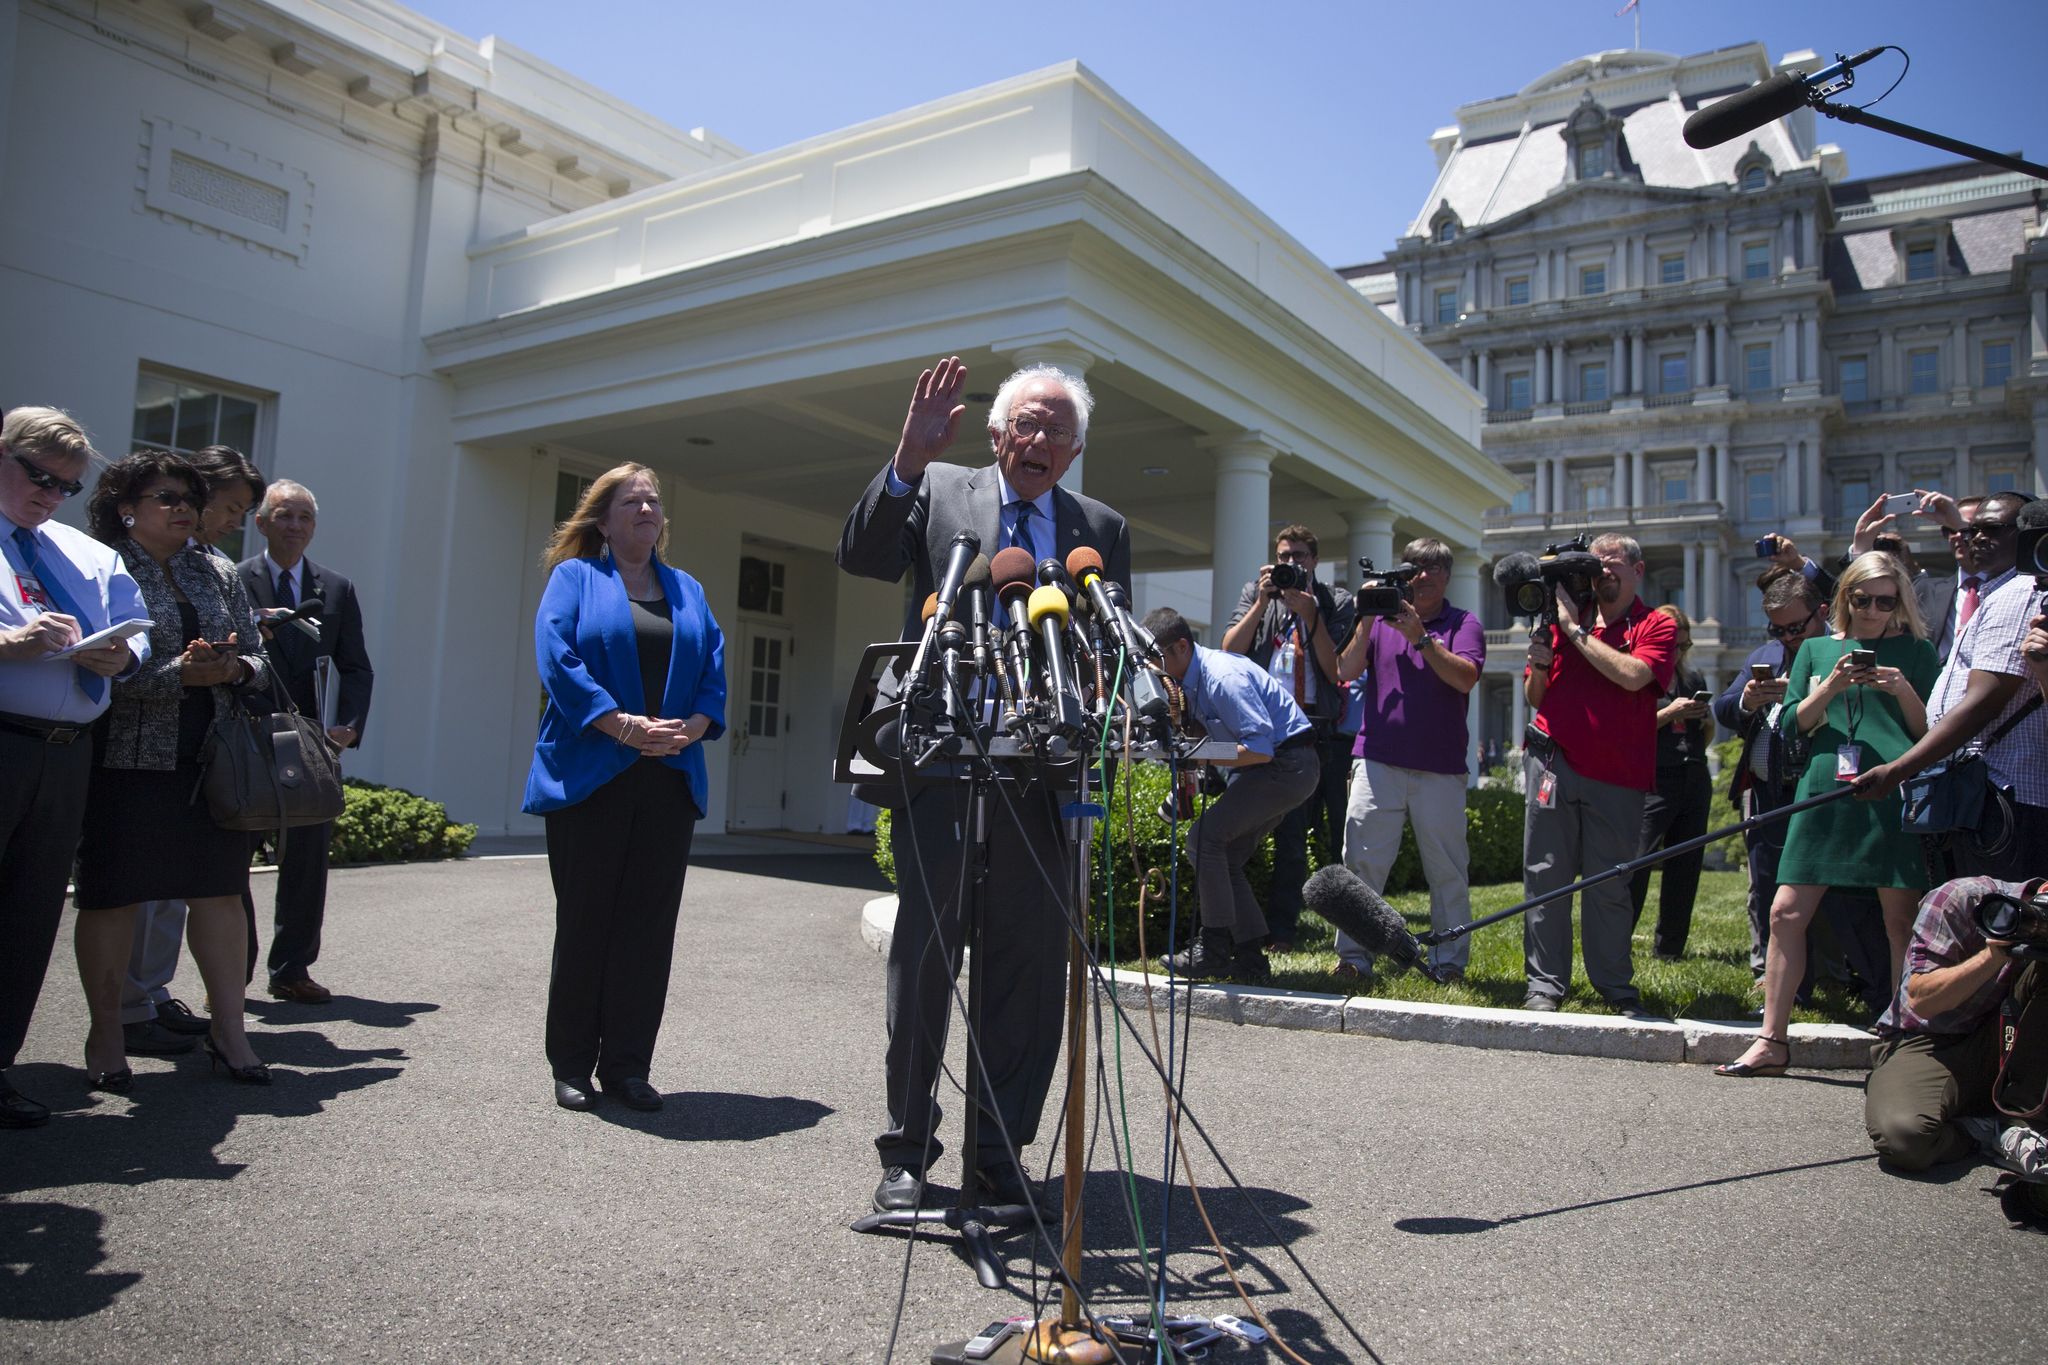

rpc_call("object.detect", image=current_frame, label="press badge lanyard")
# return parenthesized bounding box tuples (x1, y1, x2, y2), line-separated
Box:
(1836, 650, 1868, 782)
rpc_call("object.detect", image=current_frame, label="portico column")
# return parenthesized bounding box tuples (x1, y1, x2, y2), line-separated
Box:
(1536, 347, 1551, 405)
(1782, 317, 1799, 387)
(1702, 540, 1721, 623)
(1803, 441, 1823, 518)
(1550, 454, 1569, 513)
(1611, 452, 1628, 506)
(1553, 342, 1568, 399)
(1208, 438, 1277, 634)
(1477, 349, 1491, 405)
(1694, 321, 1711, 387)
(1714, 320, 1729, 388)
(1345, 497, 1397, 585)
(1005, 342, 1096, 494)
(1611, 334, 1627, 395)
(1631, 330, 1647, 395)
(1633, 447, 1649, 506)
(1683, 542, 1699, 615)
(1534, 459, 1551, 516)
(1715, 445, 1732, 511)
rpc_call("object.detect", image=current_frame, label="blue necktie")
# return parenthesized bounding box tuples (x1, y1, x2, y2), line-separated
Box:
(1008, 501, 1037, 558)
(11, 526, 105, 703)
(276, 567, 296, 608)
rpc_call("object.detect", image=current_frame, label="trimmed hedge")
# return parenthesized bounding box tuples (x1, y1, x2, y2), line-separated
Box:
(873, 764, 1527, 958)
(329, 778, 477, 864)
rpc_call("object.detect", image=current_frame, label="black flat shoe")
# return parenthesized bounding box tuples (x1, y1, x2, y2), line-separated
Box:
(86, 1068, 133, 1095)
(554, 1077, 597, 1112)
(872, 1165, 926, 1212)
(203, 1035, 272, 1086)
(0, 1076, 51, 1129)
(603, 1078, 662, 1112)
(1714, 1036, 1791, 1079)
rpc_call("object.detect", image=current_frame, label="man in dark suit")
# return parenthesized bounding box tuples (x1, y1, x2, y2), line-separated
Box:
(837, 356, 1130, 1214)
(238, 480, 373, 1005)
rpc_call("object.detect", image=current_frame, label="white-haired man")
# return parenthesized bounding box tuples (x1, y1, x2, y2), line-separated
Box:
(837, 356, 1130, 1215)
(237, 479, 374, 1005)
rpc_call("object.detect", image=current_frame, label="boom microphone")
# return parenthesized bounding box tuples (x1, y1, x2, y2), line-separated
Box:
(1681, 72, 1808, 149)
(1491, 551, 1541, 587)
(1302, 865, 1434, 978)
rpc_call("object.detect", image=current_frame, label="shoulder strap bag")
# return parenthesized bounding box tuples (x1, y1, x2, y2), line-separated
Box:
(197, 672, 346, 845)
(1900, 695, 2044, 836)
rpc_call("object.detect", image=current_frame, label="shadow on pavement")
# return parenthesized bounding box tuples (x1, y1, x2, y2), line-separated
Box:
(692, 852, 889, 893)
(595, 1090, 834, 1141)
(1392, 1150, 1879, 1235)
(242, 996, 440, 1030)
(0, 1201, 142, 1321)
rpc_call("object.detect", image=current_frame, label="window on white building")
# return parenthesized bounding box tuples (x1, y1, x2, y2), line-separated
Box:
(1741, 165, 1769, 191)
(1742, 242, 1771, 280)
(1511, 477, 1534, 514)
(1580, 263, 1606, 296)
(1435, 287, 1459, 324)
(1582, 476, 1611, 510)
(1839, 355, 1869, 403)
(1436, 220, 1457, 243)
(1580, 362, 1608, 403)
(1579, 144, 1607, 178)
(1908, 348, 1940, 395)
(1506, 372, 1532, 409)
(1745, 468, 1776, 521)
(1744, 343, 1774, 393)
(1985, 468, 2020, 495)
(1662, 474, 1690, 504)
(1982, 340, 2013, 388)
(1837, 475, 1871, 523)
(1505, 275, 1530, 306)
(1905, 243, 1937, 282)
(1659, 354, 1689, 393)
(132, 370, 266, 559)
(1658, 254, 1686, 285)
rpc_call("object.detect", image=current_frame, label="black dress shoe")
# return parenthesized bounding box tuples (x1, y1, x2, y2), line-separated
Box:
(1164, 929, 1237, 979)
(872, 1165, 927, 1212)
(975, 1163, 1055, 1217)
(0, 1075, 50, 1129)
(123, 1020, 198, 1056)
(154, 999, 212, 1036)
(554, 1077, 597, 1111)
(603, 1078, 662, 1112)
(86, 1068, 134, 1095)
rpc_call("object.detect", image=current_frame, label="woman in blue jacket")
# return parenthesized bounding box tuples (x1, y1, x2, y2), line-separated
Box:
(524, 464, 725, 1114)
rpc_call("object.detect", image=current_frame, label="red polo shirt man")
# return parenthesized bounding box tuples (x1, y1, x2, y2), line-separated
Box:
(1520, 533, 1677, 1014)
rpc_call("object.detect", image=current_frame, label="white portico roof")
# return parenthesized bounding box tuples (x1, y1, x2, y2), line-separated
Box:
(426, 61, 1511, 560)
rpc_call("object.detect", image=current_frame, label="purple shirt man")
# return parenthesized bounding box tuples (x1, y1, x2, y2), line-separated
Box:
(1351, 603, 1486, 773)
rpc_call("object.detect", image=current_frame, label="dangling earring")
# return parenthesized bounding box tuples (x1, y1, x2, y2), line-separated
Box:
(122, 514, 136, 528)
(599, 536, 611, 563)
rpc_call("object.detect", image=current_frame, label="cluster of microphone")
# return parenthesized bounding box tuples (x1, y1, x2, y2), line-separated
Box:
(903, 531, 1172, 758)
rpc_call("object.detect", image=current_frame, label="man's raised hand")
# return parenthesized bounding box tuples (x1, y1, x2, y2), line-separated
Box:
(891, 356, 969, 485)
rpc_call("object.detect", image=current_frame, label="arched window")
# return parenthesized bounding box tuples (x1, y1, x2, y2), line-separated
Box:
(1436, 219, 1457, 243)
(1741, 165, 1768, 192)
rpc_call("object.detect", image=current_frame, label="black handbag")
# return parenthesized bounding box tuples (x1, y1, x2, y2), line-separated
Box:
(1899, 696, 2042, 835)
(198, 675, 345, 834)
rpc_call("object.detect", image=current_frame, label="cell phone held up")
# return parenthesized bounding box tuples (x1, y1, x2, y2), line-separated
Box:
(1849, 648, 1876, 672)
(1755, 534, 1780, 558)
(1750, 663, 1774, 683)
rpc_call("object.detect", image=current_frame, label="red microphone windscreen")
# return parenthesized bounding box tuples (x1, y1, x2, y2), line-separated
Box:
(991, 546, 1037, 591)
(1065, 545, 1104, 580)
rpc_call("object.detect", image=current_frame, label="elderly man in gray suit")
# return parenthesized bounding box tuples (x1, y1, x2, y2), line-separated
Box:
(838, 355, 1131, 1214)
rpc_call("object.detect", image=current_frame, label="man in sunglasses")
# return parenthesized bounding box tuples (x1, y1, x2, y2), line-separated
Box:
(0, 408, 149, 1130)
(1855, 494, 2047, 881)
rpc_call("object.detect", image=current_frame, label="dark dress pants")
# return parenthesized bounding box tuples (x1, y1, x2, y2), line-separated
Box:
(1264, 734, 1352, 942)
(266, 820, 333, 982)
(1954, 794, 2048, 882)
(1628, 761, 1711, 956)
(0, 731, 93, 1069)
(543, 761, 698, 1085)
(877, 776, 1069, 1174)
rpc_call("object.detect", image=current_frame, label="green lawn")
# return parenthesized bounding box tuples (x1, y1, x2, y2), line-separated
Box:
(1132, 870, 1881, 1027)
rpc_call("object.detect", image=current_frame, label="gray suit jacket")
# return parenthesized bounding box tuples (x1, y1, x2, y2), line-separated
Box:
(837, 460, 1133, 680)
(1917, 570, 1958, 666)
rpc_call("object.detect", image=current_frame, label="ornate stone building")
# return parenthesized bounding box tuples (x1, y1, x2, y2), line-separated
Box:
(1342, 43, 2048, 756)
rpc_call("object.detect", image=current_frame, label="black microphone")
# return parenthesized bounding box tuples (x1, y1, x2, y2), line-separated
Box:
(991, 547, 1039, 711)
(1302, 865, 1434, 979)
(937, 619, 970, 723)
(1682, 72, 1808, 149)
(961, 555, 994, 682)
(1103, 581, 1162, 663)
(908, 531, 981, 686)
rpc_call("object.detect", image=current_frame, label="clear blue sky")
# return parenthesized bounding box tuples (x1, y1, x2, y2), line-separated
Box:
(412, 0, 2044, 266)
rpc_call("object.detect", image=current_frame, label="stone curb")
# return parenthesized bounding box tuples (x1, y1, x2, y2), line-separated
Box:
(860, 895, 1875, 1070)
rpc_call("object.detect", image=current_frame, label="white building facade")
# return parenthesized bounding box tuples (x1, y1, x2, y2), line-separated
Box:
(2, 0, 1505, 834)
(1343, 45, 2048, 757)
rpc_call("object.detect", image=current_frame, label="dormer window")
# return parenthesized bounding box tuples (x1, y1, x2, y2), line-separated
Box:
(1741, 165, 1768, 192)
(1905, 243, 1936, 281)
(1436, 220, 1457, 244)
(1562, 91, 1635, 186)
(1578, 144, 1607, 179)
(1426, 200, 1462, 245)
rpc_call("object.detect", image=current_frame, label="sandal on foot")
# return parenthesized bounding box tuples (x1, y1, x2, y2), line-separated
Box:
(1714, 1035, 1790, 1078)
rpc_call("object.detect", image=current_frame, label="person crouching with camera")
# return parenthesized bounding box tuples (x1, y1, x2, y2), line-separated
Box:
(1865, 877, 2043, 1171)
(1520, 534, 1677, 1016)
(1331, 539, 1483, 981)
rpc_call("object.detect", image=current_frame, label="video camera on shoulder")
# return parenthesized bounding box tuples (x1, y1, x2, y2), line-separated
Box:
(1493, 532, 1602, 626)
(1354, 557, 1421, 619)
(1977, 887, 2048, 961)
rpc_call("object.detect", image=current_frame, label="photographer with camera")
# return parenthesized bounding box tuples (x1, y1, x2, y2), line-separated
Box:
(1329, 538, 1483, 980)
(1852, 495, 2046, 882)
(1516, 534, 1677, 1015)
(1865, 876, 2043, 1173)
(1220, 525, 1356, 952)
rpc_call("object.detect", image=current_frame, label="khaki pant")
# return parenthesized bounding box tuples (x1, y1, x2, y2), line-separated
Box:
(1864, 1015, 2001, 1171)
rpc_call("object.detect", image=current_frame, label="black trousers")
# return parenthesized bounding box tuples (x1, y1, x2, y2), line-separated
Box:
(0, 730, 93, 1070)
(266, 820, 333, 982)
(1954, 793, 2048, 882)
(1628, 762, 1711, 956)
(543, 761, 697, 1084)
(1265, 733, 1353, 940)
(878, 776, 1069, 1174)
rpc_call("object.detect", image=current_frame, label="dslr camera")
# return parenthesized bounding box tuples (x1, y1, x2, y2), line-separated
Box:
(1494, 532, 1603, 625)
(1354, 557, 1421, 619)
(1976, 887, 2048, 961)
(1267, 561, 1312, 593)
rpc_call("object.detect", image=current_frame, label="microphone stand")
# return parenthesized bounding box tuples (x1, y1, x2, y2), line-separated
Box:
(1807, 96, 2048, 182)
(1419, 782, 1859, 947)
